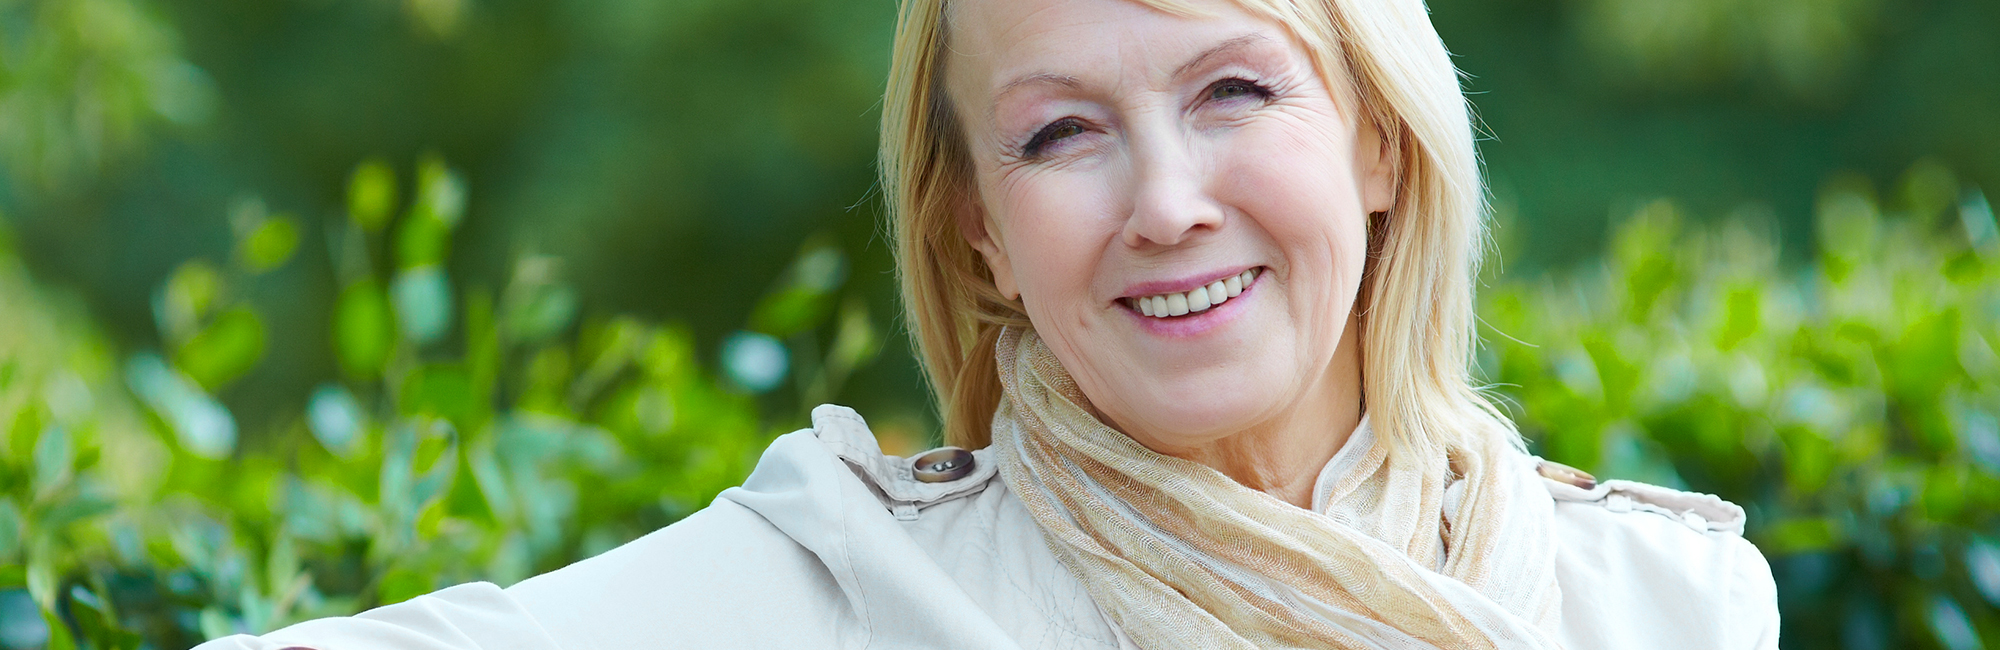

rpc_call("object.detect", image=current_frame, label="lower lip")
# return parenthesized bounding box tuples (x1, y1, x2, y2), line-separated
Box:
(1122, 275, 1257, 338)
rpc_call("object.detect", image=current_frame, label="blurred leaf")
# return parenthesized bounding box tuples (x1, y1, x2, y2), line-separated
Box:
(503, 257, 579, 345)
(392, 266, 454, 345)
(1970, 538, 2000, 608)
(1761, 517, 1842, 555)
(31, 424, 72, 498)
(334, 280, 397, 380)
(348, 159, 398, 233)
(748, 240, 846, 337)
(721, 331, 787, 393)
(307, 383, 366, 457)
(126, 352, 237, 459)
(40, 607, 73, 650)
(153, 260, 222, 345)
(1927, 594, 1982, 650)
(0, 589, 46, 649)
(1716, 285, 1761, 351)
(1897, 159, 1958, 224)
(197, 607, 235, 641)
(24, 559, 53, 608)
(411, 155, 467, 228)
(1962, 190, 1998, 258)
(236, 214, 301, 273)
(395, 210, 453, 269)
(749, 287, 833, 339)
(402, 365, 474, 425)
(375, 568, 430, 607)
(0, 503, 18, 557)
(175, 306, 267, 390)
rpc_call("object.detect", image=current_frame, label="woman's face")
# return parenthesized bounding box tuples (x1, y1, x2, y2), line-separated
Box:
(946, 0, 1394, 451)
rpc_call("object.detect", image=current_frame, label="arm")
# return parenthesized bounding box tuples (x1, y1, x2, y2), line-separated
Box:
(1725, 536, 1780, 650)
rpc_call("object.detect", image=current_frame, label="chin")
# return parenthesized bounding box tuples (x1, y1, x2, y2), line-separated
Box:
(1115, 374, 1290, 448)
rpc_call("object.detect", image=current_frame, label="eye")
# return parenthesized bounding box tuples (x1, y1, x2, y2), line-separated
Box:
(1207, 78, 1269, 102)
(1023, 118, 1088, 158)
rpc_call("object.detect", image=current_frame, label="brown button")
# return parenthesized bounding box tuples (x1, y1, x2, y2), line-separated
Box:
(1536, 460, 1597, 490)
(912, 447, 975, 483)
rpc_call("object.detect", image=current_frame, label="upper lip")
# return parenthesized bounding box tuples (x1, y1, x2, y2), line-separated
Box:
(1118, 266, 1258, 299)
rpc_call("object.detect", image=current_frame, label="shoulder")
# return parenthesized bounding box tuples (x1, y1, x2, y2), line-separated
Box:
(1534, 461, 1779, 650)
(515, 404, 1116, 650)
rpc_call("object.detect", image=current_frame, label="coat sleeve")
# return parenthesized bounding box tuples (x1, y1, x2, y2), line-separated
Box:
(194, 582, 572, 650)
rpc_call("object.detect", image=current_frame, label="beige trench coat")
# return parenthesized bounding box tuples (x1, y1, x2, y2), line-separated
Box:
(198, 405, 1779, 650)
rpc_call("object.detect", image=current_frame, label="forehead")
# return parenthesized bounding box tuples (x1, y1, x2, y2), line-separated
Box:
(943, 0, 1294, 101)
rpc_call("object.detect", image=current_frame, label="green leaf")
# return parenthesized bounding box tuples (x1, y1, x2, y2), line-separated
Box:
(31, 424, 72, 497)
(829, 298, 880, 372)
(175, 306, 267, 390)
(197, 607, 236, 641)
(25, 558, 54, 607)
(154, 260, 222, 344)
(1758, 517, 1841, 554)
(400, 364, 474, 424)
(334, 280, 396, 380)
(503, 259, 579, 344)
(42, 607, 75, 650)
(391, 266, 454, 345)
(348, 159, 398, 233)
(375, 568, 431, 607)
(395, 210, 452, 269)
(236, 214, 301, 273)
(1715, 285, 1761, 351)
(411, 155, 467, 228)
(748, 287, 832, 338)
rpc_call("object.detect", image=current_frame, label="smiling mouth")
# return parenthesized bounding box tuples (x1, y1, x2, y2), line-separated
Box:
(1123, 268, 1261, 318)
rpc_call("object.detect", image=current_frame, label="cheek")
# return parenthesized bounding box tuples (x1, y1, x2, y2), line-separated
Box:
(990, 169, 1123, 305)
(1214, 117, 1370, 307)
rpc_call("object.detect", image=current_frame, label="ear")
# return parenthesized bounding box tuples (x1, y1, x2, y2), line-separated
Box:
(955, 191, 1020, 300)
(1355, 120, 1399, 215)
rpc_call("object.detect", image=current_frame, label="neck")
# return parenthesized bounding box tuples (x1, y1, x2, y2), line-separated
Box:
(1160, 314, 1365, 509)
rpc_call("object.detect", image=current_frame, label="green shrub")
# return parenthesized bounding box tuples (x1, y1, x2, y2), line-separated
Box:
(1485, 161, 1999, 649)
(0, 155, 880, 649)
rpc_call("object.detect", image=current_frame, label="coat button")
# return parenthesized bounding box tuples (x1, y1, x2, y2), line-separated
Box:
(912, 447, 975, 483)
(1536, 459, 1597, 490)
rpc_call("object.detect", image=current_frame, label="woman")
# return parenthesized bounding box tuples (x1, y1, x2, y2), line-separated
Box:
(202, 0, 1778, 647)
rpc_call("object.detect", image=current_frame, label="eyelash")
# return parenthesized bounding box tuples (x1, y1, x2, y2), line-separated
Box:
(1018, 77, 1274, 158)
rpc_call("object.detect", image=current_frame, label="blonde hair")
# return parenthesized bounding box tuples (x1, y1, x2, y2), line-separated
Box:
(880, 0, 1518, 457)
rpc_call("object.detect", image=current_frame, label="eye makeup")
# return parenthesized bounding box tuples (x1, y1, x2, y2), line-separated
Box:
(1013, 76, 1277, 160)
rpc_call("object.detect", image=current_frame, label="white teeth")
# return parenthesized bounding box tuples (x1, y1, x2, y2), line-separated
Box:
(1130, 268, 1260, 319)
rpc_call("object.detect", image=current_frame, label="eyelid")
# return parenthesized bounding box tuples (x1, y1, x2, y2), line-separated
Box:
(1021, 116, 1086, 158)
(1184, 76, 1272, 115)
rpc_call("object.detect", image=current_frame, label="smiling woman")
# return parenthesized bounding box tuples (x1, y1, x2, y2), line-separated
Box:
(196, 0, 1777, 648)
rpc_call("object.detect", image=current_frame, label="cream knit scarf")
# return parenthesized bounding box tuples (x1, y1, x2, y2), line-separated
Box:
(990, 327, 1565, 649)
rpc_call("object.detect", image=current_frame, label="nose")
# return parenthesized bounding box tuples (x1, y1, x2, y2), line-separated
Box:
(1119, 123, 1225, 248)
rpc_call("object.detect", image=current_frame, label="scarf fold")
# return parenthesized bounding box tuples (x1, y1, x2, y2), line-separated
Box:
(990, 327, 1564, 650)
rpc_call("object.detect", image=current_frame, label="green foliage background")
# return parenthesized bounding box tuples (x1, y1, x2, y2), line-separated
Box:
(0, 0, 1994, 648)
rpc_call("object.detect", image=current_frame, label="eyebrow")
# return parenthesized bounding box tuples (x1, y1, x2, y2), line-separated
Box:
(1171, 33, 1274, 81)
(989, 32, 1275, 108)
